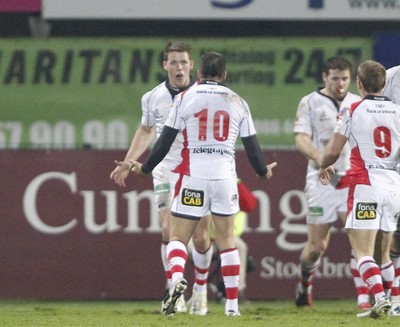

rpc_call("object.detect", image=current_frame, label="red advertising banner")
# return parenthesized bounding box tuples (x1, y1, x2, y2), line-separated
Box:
(0, 150, 355, 301)
(0, 0, 40, 12)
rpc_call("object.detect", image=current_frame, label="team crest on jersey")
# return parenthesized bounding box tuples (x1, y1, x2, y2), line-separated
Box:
(181, 188, 204, 207)
(355, 202, 377, 220)
(318, 112, 330, 122)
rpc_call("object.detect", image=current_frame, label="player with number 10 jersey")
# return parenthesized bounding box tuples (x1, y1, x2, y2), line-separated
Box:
(166, 80, 256, 180)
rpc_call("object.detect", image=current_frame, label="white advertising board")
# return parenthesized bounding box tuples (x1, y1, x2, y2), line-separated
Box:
(42, 0, 400, 20)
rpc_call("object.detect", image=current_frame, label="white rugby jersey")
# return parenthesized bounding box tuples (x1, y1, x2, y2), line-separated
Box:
(294, 89, 361, 176)
(335, 95, 400, 188)
(383, 65, 400, 105)
(141, 81, 196, 169)
(165, 80, 256, 179)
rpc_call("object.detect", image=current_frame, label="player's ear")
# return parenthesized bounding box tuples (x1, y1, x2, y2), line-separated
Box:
(322, 72, 327, 83)
(222, 70, 227, 81)
(357, 77, 363, 91)
(197, 69, 202, 81)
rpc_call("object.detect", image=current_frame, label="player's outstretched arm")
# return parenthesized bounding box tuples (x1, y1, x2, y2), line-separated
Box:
(140, 125, 179, 175)
(242, 135, 277, 179)
(110, 125, 154, 187)
(110, 160, 135, 187)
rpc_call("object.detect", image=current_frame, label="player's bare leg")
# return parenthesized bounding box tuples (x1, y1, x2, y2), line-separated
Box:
(163, 216, 198, 315)
(295, 223, 330, 307)
(159, 208, 172, 287)
(213, 214, 241, 316)
(389, 229, 400, 316)
(341, 212, 371, 310)
(350, 229, 391, 318)
(190, 215, 213, 315)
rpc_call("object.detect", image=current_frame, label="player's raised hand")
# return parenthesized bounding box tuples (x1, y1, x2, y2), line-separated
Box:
(110, 160, 133, 187)
(258, 162, 277, 179)
(266, 162, 277, 179)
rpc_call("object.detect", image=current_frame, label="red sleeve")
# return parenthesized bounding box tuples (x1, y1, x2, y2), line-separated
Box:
(350, 99, 363, 115)
(237, 180, 258, 212)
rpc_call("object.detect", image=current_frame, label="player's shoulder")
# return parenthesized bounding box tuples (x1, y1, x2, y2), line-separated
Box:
(141, 83, 171, 113)
(348, 98, 364, 114)
(302, 89, 320, 101)
(297, 90, 321, 108)
(142, 81, 169, 102)
(189, 80, 199, 89)
(146, 81, 167, 96)
(221, 85, 249, 107)
(386, 65, 400, 79)
(347, 91, 361, 97)
(340, 91, 362, 109)
(387, 98, 400, 112)
(141, 90, 152, 102)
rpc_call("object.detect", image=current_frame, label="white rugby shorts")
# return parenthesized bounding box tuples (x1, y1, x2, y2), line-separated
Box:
(304, 175, 348, 224)
(345, 183, 400, 232)
(152, 164, 179, 211)
(171, 175, 239, 219)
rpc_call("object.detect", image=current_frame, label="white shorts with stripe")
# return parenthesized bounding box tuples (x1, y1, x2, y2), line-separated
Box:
(345, 183, 400, 232)
(304, 175, 348, 224)
(171, 175, 239, 219)
(152, 164, 178, 211)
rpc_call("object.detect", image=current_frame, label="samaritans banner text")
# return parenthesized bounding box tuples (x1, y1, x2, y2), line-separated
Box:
(0, 37, 371, 149)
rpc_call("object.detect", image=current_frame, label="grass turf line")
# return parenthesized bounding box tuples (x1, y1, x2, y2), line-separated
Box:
(0, 299, 397, 326)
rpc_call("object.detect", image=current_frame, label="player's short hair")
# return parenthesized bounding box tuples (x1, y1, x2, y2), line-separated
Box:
(322, 56, 353, 75)
(357, 60, 386, 93)
(199, 51, 226, 79)
(163, 42, 192, 61)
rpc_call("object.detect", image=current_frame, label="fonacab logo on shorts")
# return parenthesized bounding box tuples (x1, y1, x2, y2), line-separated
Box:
(181, 188, 204, 207)
(355, 202, 377, 220)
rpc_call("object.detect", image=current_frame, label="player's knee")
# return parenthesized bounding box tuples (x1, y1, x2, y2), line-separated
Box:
(306, 243, 325, 261)
(192, 236, 210, 253)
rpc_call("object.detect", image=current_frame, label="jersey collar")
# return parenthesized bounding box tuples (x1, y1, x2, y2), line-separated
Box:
(364, 95, 391, 101)
(199, 80, 225, 86)
(165, 77, 196, 99)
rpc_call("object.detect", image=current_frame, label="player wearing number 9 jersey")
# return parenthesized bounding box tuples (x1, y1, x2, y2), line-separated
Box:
(319, 60, 400, 318)
(131, 51, 277, 316)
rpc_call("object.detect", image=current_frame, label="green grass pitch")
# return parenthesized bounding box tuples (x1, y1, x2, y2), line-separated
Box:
(0, 299, 398, 326)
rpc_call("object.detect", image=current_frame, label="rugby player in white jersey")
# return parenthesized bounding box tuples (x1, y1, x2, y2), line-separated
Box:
(110, 42, 213, 315)
(382, 64, 400, 316)
(383, 65, 400, 105)
(293, 56, 371, 309)
(319, 60, 400, 318)
(131, 51, 277, 316)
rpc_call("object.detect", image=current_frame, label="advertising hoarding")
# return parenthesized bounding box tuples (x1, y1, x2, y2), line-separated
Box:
(0, 149, 355, 300)
(0, 37, 371, 149)
(43, 0, 400, 20)
(0, 0, 40, 12)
